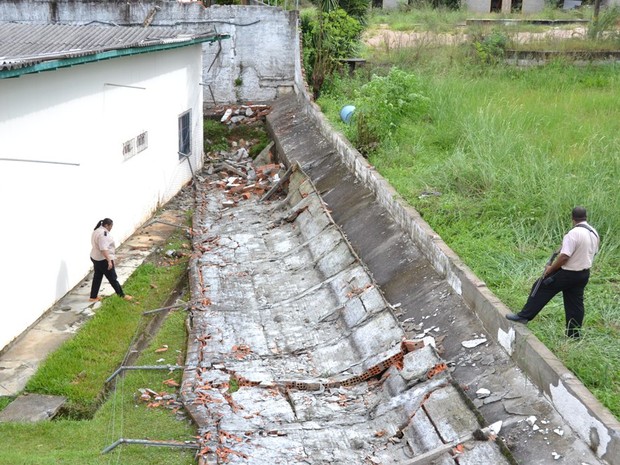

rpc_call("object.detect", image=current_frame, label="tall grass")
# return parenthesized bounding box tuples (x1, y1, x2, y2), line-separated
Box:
(318, 55, 620, 417)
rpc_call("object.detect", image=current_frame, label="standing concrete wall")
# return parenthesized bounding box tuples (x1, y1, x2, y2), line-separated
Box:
(522, 0, 545, 13)
(465, 0, 492, 13)
(0, 1, 297, 104)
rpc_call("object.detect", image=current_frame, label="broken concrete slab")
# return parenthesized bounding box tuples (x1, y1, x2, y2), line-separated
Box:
(0, 394, 65, 422)
(266, 92, 611, 465)
(182, 167, 514, 464)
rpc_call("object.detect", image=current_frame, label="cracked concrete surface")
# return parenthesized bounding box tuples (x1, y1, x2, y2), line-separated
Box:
(266, 93, 609, 465)
(182, 168, 513, 464)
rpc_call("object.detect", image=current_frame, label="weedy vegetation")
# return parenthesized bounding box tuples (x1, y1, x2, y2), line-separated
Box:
(318, 6, 620, 418)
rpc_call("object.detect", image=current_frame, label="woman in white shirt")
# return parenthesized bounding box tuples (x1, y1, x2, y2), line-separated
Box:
(89, 218, 132, 301)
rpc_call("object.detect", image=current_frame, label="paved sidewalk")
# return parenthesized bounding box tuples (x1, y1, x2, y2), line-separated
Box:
(0, 194, 191, 399)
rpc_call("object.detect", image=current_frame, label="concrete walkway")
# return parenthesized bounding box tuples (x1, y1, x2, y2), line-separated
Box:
(0, 188, 192, 402)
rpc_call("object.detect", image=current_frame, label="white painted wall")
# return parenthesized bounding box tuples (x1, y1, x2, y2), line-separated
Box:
(0, 45, 204, 351)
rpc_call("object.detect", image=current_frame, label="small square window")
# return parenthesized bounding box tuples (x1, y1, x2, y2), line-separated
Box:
(122, 139, 136, 159)
(137, 131, 148, 153)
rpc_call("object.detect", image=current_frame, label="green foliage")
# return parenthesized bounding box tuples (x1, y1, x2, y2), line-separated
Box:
(338, 0, 371, 23)
(228, 376, 240, 393)
(367, 5, 469, 32)
(25, 255, 188, 418)
(204, 118, 270, 159)
(317, 58, 620, 418)
(472, 30, 509, 64)
(302, 8, 363, 95)
(0, 310, 195, 465)
(588, 5, 620, 40)
(0, 397, 13, 412)
(204, 118, 229, 152)
(353, 67, 430, 154)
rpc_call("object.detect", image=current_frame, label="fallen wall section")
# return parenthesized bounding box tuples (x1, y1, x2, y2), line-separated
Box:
(182, 166, 513, 464)
(277, 73, 620, 465)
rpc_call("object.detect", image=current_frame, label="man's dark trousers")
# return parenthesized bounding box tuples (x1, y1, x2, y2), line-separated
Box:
(518, 269, 590, 337)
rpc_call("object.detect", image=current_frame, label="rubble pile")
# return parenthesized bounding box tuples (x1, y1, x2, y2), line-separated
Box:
(203, 110, 287, 207)
(214, 104, 271, 126)
(205, 157, 286, 208)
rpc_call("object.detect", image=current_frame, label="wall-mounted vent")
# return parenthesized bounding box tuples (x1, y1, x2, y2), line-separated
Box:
(122, 138, 136, 160)
(137, 131, 148, 153)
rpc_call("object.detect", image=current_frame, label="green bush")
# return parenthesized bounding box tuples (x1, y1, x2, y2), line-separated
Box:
(302, 8, 363, 95)
(472, 30, 509, 64)
(354, 67, 430, 153)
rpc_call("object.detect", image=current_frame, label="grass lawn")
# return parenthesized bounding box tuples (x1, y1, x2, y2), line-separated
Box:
(0, 229, 196, 464)
(317, 43, 620, 418)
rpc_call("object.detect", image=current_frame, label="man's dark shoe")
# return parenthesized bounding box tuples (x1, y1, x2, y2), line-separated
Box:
(506, 313, 528, 324)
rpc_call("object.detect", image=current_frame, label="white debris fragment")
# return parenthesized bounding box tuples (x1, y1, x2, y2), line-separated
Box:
(476, 388, 491, 399)
(533, 424, 540, 431)
(553, 428, 564, 437)
(423, 336, 436, 348)
(552, 452, 562, 460)
(221, 108, 233, 122)
(488, 421, 502, 436)
(156, 358, 166, 363)
(526, 416, 537, 426)
(462, 338, 487, 349)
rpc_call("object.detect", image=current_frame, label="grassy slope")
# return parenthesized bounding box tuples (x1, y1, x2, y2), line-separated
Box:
(0, 231, 196, 464)
(318, 45, 620, 416)
(0, 311, 194, 465)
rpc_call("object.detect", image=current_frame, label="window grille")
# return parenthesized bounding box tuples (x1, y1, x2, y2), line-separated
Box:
(137, 131, 148, 153)
(178, 110, 191, 160)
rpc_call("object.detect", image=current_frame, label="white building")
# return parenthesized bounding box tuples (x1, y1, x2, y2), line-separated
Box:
(0, 23, 225, 352)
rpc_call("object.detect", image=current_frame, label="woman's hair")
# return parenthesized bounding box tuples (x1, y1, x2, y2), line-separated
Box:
(94, 218, 113, 230)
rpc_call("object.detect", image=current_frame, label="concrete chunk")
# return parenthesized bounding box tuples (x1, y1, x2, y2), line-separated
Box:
(0, 394, 66, 422)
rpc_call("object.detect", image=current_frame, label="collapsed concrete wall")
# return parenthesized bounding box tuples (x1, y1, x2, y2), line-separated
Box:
(276, 63, 620, 465)
(0, 1, 297, 104)
(183, 165, 514, 464)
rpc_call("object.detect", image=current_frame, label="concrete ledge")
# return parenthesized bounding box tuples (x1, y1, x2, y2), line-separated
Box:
(284, 85, 620, 464)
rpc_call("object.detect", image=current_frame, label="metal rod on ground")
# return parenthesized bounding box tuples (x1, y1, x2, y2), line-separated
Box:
(102, 438, 200, 454)
(260, 163, 297, 202)
(145, 219, 186, 229)
(142, 302, 188, 315)
(105, 365, 185, 383)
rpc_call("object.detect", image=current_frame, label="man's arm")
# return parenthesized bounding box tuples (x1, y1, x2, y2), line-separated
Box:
(545, 253, 569, 277)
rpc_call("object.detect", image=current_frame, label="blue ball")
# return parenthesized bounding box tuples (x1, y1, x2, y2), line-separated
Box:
(340, 105, 356, 124)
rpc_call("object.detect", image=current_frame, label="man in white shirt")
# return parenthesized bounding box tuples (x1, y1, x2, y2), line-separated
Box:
(506, 206, 600, 338)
